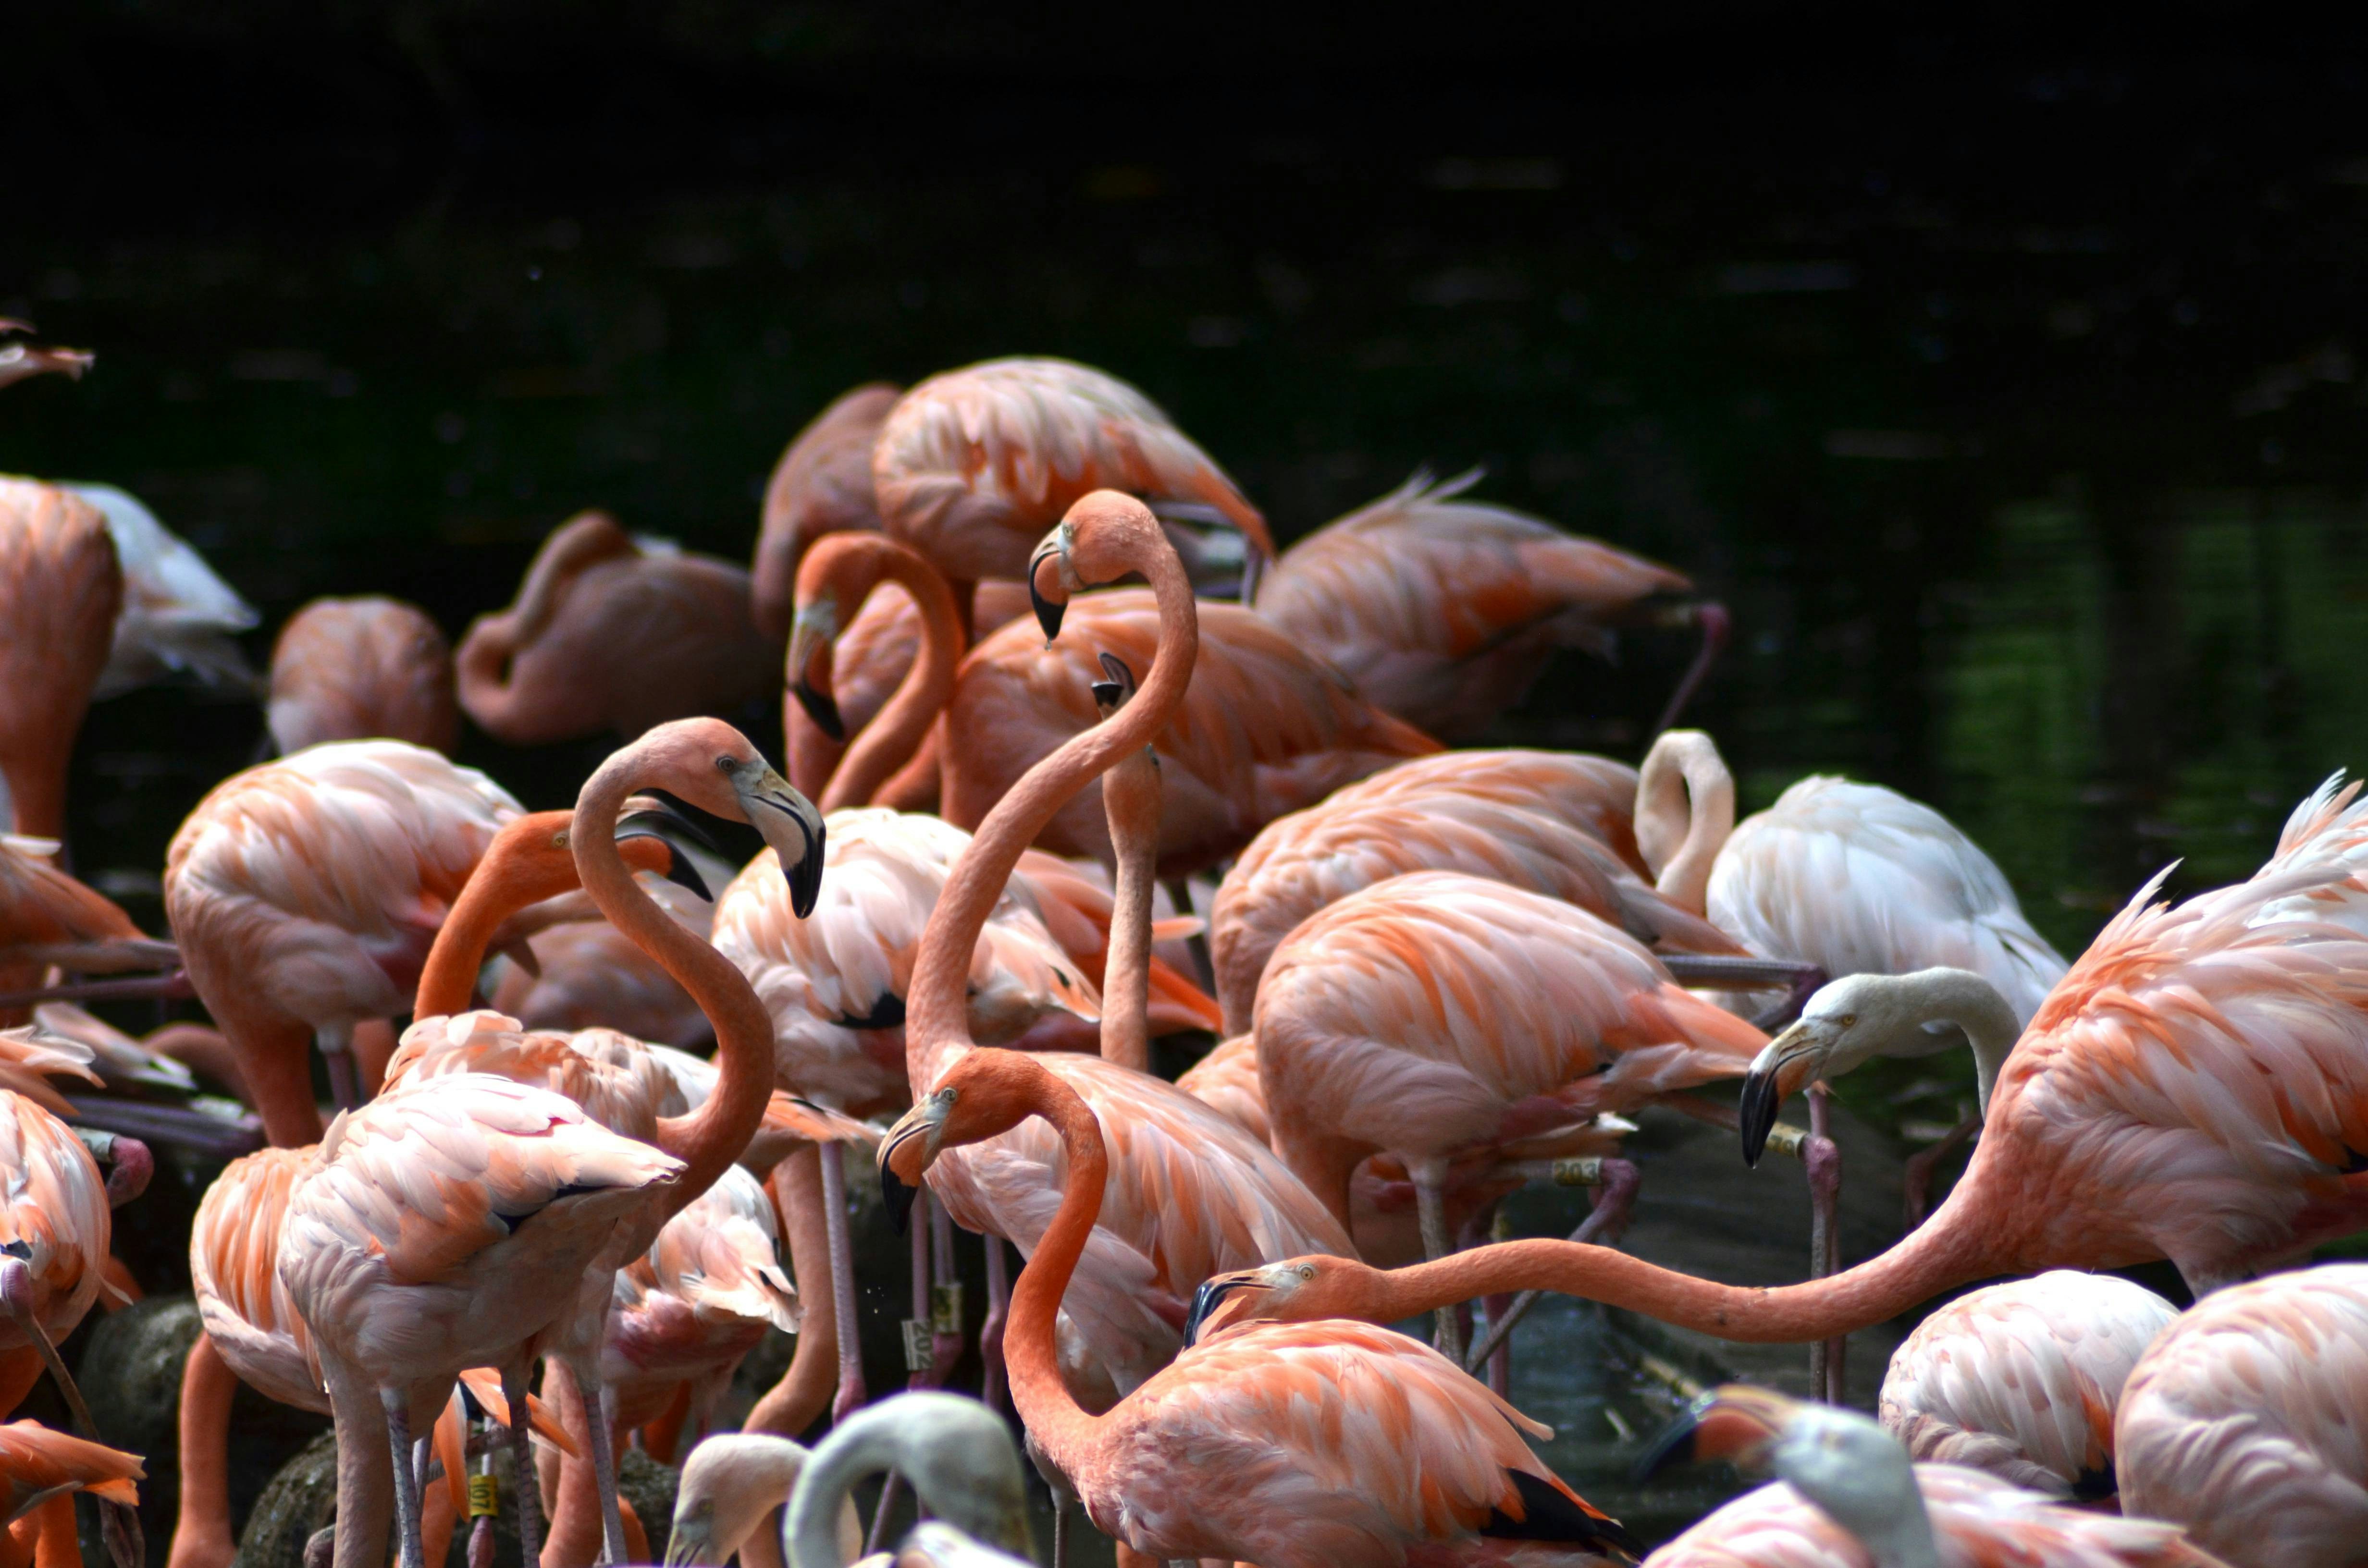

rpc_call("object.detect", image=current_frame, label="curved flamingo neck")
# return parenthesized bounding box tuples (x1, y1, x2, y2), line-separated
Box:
(821, 541, 965, 814)
(574, 753, 774, 1219)
(1342, 1188, 1994, 1340)
(1636, 730, 1735, 915)
(1098, 750, 1159, 1073)
(457, 513, 636, 717)
(414, 834, 577, 1017)
(905, 514, 1196, 1093)
(991, 1054, 1110, 1478)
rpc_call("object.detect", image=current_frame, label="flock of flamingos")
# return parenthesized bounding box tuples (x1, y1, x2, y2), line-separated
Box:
(0, 322, 2365, 1568)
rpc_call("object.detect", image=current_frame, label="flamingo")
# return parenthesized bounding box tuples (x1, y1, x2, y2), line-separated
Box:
(1256, 469, 1729, 740)
(1, 835, 180, 1026)
(1246, 870, 1768, 1357)
(1876, 1271, 2178, 1502)
(0, 322, 91, 392)
(1209, 748, 1785, 1038)
(1180, 777, 2368, 1384)
(1641, 1384, 2227, 1568)
(782, 1393, 1033, 1568)
(0, 1421, 142, 1568)
(278, 719, 822, 1568)
(487, 874, 718, 1050)
(0, 1086, 112, 1423)
(163, 739, 523, 1145)
(880, 491, 1355, 1414)
(879, 1049, 1639, 1568)
(267, 597, 460, 756)
(871, 356, 1274, 615)
(666, 1433, 860, 1568)
(2115, 1263, 2368, 1568)
(53, 482, 259, 703)
(0, 478, 119, 841)
(455, 511, 778, 747)
(752, 382, 902, 642)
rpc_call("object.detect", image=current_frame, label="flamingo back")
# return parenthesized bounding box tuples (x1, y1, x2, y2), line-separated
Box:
(1091, 1317, 1627, 1568)
(1708, 776, 2068, 1026)
(383, 1010, 673, 1142)
(1878, 1271, 2179, 1499)
(189, 1145, 321, 1409)
(1254, 872, 1766, 1164)
(492, 872, 714, 1049)
(266, 596, 458, 756)
(1644, 1463, 2224, 1568)
(940, 591, 1438, 875)
(61, 480, 258, 701)
(873, 357, 1267, 583)
(164, 741, 522, 1028)
(1175, 1034, 1268, 1145)
(1336, 748, 1646, 871)
(2115, 1264, 2368, 1568)
(754, 381, 900, 637)
(0, 1090, 110, 1353)
(1258, 470, 1691, 739)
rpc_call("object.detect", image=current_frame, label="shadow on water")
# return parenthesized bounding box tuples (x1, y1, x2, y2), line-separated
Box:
(12, 12, 2368, 1550)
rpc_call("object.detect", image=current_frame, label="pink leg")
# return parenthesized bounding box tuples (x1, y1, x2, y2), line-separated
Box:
(1806, 1087, 1847, 1403)
(980, 1237, 1011, 1413)
(818, 1142, 867, 1422)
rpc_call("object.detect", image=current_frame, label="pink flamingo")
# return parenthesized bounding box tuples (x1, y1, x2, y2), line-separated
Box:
(1257, 469, 1729, 740)
(2116, 1263, 2368, 1568)
(751, 382, 901, 642)
(266, 597, 460, 756)
(0, 478, 120, 841)
(1, 836, 178, 1027)
(1641, 1384, 2226, 1568)
(0, 1084, 112, 1422)
(1878, 1271, 2178, 1502)
(456, 512, 777, 747)
(163, 739, 522, 1145)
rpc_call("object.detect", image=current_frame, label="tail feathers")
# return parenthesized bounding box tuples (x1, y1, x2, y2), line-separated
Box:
(1146, 957, 1223, 1033)
(1482, 1470, 1641, 1561)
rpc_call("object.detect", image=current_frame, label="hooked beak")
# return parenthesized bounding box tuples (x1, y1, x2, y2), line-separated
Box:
(1633, 1385, 1793, 1482)
(1183, 1272, 1254, 1347)
(614, 811, 714, 901)
(790, 679, 845, 742)
(1738, 1024, 1822, 1168)
(661, 1519, 708, 1566)
(787, 604, 845, 741)
(1090, 651, 1135, 716)
(877, 1098, 948, 1235)
(729, 763, 826, 918)
(1028, 532, 1070, 643)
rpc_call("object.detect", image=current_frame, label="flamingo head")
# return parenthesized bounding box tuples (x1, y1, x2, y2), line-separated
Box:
(1182, 1255, 1379, 1345)
(1740, 968, 1994, 1165)
(786, 594, 844, 741)
(616, 719, 825, 918)
(1028, 490, 1166, 643)
(877, 1049, 1050, 1233)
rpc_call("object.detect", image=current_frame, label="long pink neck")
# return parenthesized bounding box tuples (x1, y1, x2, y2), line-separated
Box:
(573, 753, 772, 1219)
(1637, 731, 1735, 915)
(1345, 1185, 1995, 1340)
(1098, 749, 1159, 1073)
(821, 541, 964, 813)
(995, 1055, 1112, 1482)
(905, 517, 1197, 1092)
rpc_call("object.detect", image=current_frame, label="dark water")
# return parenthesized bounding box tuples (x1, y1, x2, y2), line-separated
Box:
(14, 26, 2368, 1549)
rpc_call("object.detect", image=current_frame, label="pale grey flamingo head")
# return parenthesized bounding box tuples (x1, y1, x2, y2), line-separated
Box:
(786, 1392, 1034, 1568)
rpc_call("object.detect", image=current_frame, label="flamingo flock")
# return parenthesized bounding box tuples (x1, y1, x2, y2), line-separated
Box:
(0, 336, 2361, 1568)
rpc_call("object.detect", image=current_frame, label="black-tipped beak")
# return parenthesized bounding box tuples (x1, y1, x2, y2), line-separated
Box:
(791, 679, 846, 742)
(1738, 1067, 1779, 1169)
(1090, 651, 1136, 715)
(786, 817, 825, 918)
(881, 1162, 919, 1235)
(1632, 1398, 1713, 1482)
(1184, 1276, 1249, 1347)
(1029, 544, 1066, 643)
(615, 815, 714, 901)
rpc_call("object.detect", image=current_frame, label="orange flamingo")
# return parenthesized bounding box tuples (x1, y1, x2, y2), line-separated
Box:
(0, 322, 92, 392)
(880, 491, 1355, 1417)
(163, 740, 523, 1145)
(266, 597, 460, 756)
(0, 1420, 141, 1568)
(487, 874, 717, 1050)
(279, 720, 820, 1568)
(1641, 1384, 2226, 1568)
(2116, 1263, 2368, 1568)
(0, 1085, 111, 1423)
(0, 478, 121, 841)
(456, 512, 778, 747)
(1209, 747, 1759, 1037)
(751, 382, 901, 642)
(1257, 469, 1729, 740)
(1183, 781, 2368, 1375)
(872, 356, 1274, 615)
(1876, 1271, 2178, 1503)
(879, 1049, 1639, 1568)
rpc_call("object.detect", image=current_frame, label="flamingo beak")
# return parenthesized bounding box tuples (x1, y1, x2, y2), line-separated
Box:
(1738, 1025, 1823, 1168)
(662, 1516, 710, 1565)
(1183, 1273, 1255, 1346)
(1028, 527, 1074, 643)
(787, 601, 845, 741)
(729, 762, 826, 918)
(1090, 651, 1136, 717)
(877, 1090, 952, 1234)
(613, 813, 714, 901)
(1635, 1385, 1796, 1480)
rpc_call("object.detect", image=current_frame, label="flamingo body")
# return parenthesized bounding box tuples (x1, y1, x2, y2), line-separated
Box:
(189, 1145, 321, 1410)
(0, 478, 121, 840)
(267, 597, 459, 756)
(0, 1090, 111, 1362)
(752, 382, 901, 641)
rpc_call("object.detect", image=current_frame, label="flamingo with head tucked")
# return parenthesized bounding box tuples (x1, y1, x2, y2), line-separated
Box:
(0, 478, 120, 842)
(266, 597, 459, 757)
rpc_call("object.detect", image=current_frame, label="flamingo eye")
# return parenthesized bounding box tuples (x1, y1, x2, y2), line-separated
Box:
(715, 754, 737, 773)
(1297, 1265, 1315, 1280)
(1838, 1014, 1856, 1028)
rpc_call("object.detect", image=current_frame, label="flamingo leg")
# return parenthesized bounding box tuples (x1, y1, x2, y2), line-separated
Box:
(499, 1359, 545, 1568)
(868, 1187, 938, 1549)
(169, 1334, 239, 1568)
(318, 1020, 363, 1112)
(565, 1357, 629, 1566)
(1409, 1159, 1461, 1363)
(1805, 1086, 1846, 1403)
(818, 1142, 867, 1422)
(1049, 1497, 1067, 1568)
(1900, 1114, 1979, 1231)
(383, 1389, 427, 1568)
(980, 1235, 1011, 1412)
(1465, 1158, 1639, 1374)
(927, 1200, 962, 1384)
(468, 1421, 495, 1568)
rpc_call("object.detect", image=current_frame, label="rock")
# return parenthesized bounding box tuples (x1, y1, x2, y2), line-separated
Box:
(618, 1448, 679, 1557)
(231, 1431, 338, 1568)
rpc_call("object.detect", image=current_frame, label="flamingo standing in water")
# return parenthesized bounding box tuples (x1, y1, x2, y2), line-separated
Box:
(1877, 1271, 2179, 1501)
(456, 512, 778, 747)
(163, 739, 522, 1145)
(1257, 469, 1730, 740)
(871, 356, 1274, 618)
(880, 1050, 1637, 1568)
(266, 597, 460, 756)
(1640, 1385, 2227, 1568)
(0, 478, 119, 841)
(2115, 1263, 2368, 1568)
(1183, 776, 2368, 1383)
(751, 382, 901, 642)
(277, 720, 822, 1568)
